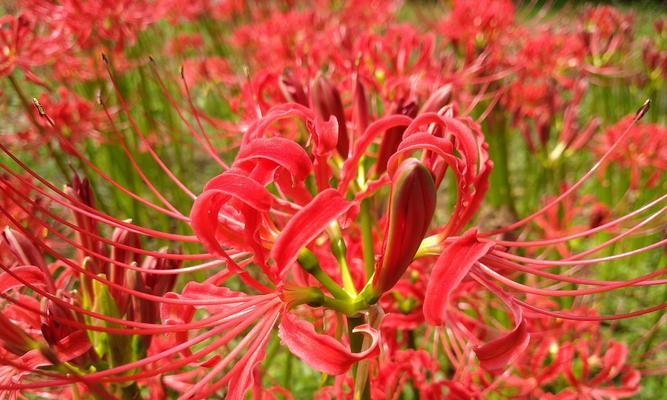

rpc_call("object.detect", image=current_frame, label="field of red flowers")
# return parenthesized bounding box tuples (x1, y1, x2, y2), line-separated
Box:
(0, 0, 666, 398)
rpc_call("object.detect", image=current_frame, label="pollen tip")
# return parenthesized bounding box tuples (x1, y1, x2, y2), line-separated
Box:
(635, 99, 651, 120)
(31, 98, 45, 116)
(101, 53, 109, 64)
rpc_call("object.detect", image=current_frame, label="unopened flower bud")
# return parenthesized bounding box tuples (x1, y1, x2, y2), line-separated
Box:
(420, 84, 453, 114)
(376, 101, 419, 175)
(2, 227, 47, 269)
(311, 75, 349, 158)
(65, 174, 105, 276)
(353, 76, 369, 133)
(373, 159, 437, 294)
(40, 299, 78, 346)
(0, 313, 34, 355)
(110, 226, 141, 313)
(279, 70, 308, 107)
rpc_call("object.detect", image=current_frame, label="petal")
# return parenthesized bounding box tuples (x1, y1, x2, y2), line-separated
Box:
(423, 230, 495, 325)
(471, 277, 531, 373)
(189, 190, 233, 257)
(308, 116, 338, 157)
(55, 330, 92, 361)
(339, 114, 413, 193)
(278, 312, 379, 375)
(191, 172, 271, 262)
(271, 189, 353, 275)
(235, 137, 313, 183)
(474, 316, 530, 373)
(242, 103, 314, 145)
(0, 265, 46, 293)
(203, 172, 274, 212)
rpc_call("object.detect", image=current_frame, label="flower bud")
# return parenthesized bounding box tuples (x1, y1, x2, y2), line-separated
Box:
(131, 249, 180, 326)
(353, 75, 369, 133)
(279, 70, 308, 107)
(142, 250, 179, 297)
(65, 174, 105, 276)
(376, 100, 419, 175)
(40, 299, 78, 346)
(2, 227, 56, 293)
(311, 75, 349, 158)
(2, 227, 47, 269)
(420, 84, 453, 114)
(0, 313, 34, 355)
(110, 226, 141, 313)
(373, 159, 436, 294)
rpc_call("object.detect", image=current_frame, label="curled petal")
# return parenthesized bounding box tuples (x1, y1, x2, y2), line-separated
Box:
(278, 312, 379, 375)
(190, 190, 239, 257)
(308, 116, 338, 157)
(423, 230, 494, 325)
(191, 171, 274, 259)
(203, 172, 273, 212)
(471, 274, 531, 373)
(2, 227, 47, 269)
(242, 103, 315, 144)
(474, 316, 529, 373)
(271, 189, 353, 275)
(235, 137, 313, 183)
(54, 330, 93, 361)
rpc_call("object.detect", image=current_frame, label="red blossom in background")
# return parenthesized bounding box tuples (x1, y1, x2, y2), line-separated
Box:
(596, 115, 667, 188)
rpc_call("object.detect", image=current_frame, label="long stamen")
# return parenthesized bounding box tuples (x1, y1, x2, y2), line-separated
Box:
(1, 180, 214, 263)
(493, 238, 667, 267)
(98, 96, 190, 216)
(102, 54, 197, 200)
(516, 299, 667, 321)
(0, 289, 274, 335)
(31, 98, 191, 221)
(494, 194, 667, 247)
(0, 158, 198, 241)
(483, 99, 652, 237)
(180, 65, 230, 169)
(149, 57, 229, 176)
(477, 262, 666, 297)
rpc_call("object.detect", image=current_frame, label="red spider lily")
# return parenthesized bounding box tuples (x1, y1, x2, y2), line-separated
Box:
(502, 30, 589, 152)
(438, 0, 516, 63)
(161, 0, 246, 23)
(26, 0, 168, 52)
(579, 5, 635, 66)
(25, 88, 105, 154)
(181, 57, 236, 87)
(0, 13, 67, 85)
(642, 18, 667, 79)
(507, 302, 642, 399)
(595, 114, 667, 188)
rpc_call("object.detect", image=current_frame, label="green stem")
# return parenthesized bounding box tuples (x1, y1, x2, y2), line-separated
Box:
(298, 249, 350, 300)
(282, 352, 293, 389)
(359, 199, 376, 280)
(328, 223, 357, 296)
(495, 117, 516, 215)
